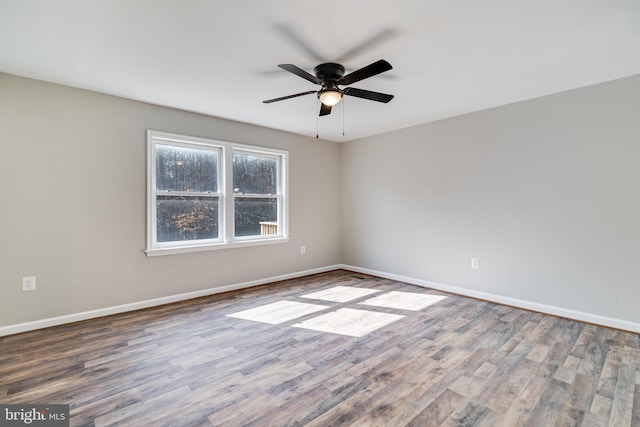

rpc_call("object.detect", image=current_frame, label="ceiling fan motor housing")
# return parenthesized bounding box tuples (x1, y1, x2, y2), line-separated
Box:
(314, 63, 345, 82)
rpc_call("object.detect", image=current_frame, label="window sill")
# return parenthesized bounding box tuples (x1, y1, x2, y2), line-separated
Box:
(145, 236, 290, 257)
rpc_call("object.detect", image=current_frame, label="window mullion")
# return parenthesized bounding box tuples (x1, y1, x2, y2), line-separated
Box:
(232, 194, 277, 198)
(222, 146, 234, 243)
(156, 191, 219, 198)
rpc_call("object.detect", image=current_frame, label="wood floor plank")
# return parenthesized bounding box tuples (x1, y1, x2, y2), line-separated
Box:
(328, 347, 467, 426)
(556, 373, 597, 426)
(442, 401, 500, 427)
(406, 389, 466, 427)
(486, 358, 540, 413)
(524, 378, 571, 426)
(632, 384, 640, 427)
(609, 365, 636, 426)
(1, 269, 639, 426)
(495, 364, 551, 427)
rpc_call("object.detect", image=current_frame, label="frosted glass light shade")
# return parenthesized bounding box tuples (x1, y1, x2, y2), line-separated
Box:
(318, 90, 342, 106)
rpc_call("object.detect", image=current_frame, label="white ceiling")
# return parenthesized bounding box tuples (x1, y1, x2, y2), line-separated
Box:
(1, 1, 639, 142)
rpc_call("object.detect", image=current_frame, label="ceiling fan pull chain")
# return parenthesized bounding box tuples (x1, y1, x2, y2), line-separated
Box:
(342, 96, 345, 137)
(316, 98, 319, 139)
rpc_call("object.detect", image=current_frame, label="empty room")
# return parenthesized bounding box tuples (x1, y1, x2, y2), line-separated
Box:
(1, 1, 640, 426)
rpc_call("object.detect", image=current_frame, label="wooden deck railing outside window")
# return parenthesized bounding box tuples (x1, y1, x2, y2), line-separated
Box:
(259, 221, 278, 235)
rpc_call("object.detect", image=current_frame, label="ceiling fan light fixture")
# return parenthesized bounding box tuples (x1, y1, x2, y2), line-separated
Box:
(264, 60, 393, 117)
(318, 89, 343, 106)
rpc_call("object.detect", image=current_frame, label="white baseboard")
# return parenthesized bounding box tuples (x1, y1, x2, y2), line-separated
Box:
(338, 264, 640, 334)
(0, 265, 341, 337)
(4, 263, 639, 337)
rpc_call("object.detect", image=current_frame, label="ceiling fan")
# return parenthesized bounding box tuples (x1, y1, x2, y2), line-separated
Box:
(263, 59, 394, 116)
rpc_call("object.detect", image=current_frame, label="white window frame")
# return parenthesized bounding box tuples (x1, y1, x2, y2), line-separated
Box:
(232, 149, 284, 242)
(146, 130, 289, 256)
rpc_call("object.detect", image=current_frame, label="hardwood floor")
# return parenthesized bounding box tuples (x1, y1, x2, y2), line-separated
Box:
(1, 270, 639, 426)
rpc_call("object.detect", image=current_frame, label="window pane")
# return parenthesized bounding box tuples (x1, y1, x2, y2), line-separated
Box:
(157, 195, 218, 242)
(156, 144, 217, 192)
(234, 197, 277, 237)
(233, 153, 277, 195)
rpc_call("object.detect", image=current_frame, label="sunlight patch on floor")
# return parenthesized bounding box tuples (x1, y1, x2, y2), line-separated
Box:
(300, 286, 382, 303)
(227, 288, 445, 337)
(360, 291, 448, 311)
(227, 301, 328, 324)
(293, 308, 404, 337)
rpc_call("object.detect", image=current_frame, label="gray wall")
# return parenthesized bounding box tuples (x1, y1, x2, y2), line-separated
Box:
(342, 75, 640, 324)
(3, 71, 639, 331)
(0, 73, 342, 328)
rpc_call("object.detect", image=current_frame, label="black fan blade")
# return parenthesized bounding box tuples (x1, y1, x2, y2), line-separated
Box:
(275, 24, 325, 62)
(344, 87, 394, 103)
(335, 29, 397, 63)
(339, 59, 392, 86)
(263, 91, 316, 103)
(319, 103, 332, 116)
(278, 64, 322, 84)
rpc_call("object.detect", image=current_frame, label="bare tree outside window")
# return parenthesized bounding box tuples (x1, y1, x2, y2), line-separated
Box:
(233, 153, 279, 237)
(156, 144, 219, 242)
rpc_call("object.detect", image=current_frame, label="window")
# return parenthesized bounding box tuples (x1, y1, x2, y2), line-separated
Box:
(233, 151, 280, 237)
(155, 143, 221, 244)
(147, 130, 288, 256)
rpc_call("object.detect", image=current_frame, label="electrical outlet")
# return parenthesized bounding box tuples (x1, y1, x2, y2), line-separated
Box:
(22, 276, 37, 291)
(300, 245, 306, 255)
(471, 258, 479, 269)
